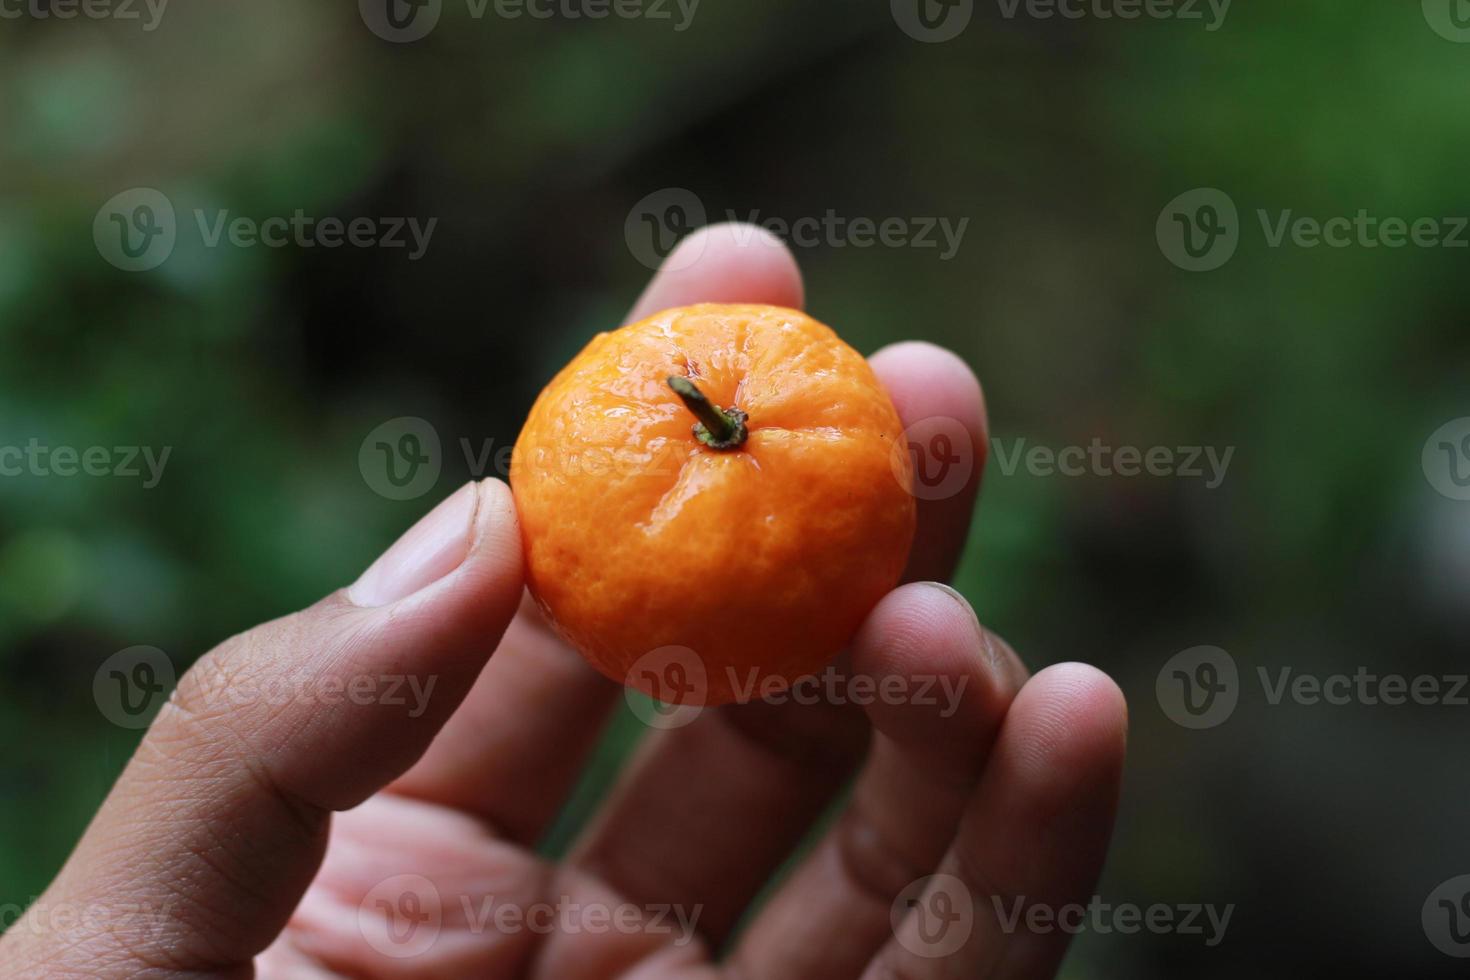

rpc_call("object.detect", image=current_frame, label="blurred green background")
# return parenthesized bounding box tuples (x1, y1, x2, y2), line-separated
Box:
(3, 1, 1469, 975)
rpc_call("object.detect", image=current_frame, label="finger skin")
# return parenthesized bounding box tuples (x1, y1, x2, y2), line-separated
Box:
(869, 340, 989, 585)
(629, 222, 804, 317)
(388, 591, 621, 843)
(1, 480, 524, 976)
(569, 346, 991, 947)
(867, 663, 1128, 980)
(389, 222, 806, 842)
(728, 584, 1027, 980)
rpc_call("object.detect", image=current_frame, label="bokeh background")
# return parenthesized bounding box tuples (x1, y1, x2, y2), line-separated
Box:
(3, 1, 1469, 975)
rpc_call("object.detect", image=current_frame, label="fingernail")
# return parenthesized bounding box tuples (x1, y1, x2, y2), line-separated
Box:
(350, 482, 480, 607)
(925, 582, 984, 634)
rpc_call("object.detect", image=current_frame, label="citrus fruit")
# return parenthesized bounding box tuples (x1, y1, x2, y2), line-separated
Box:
(510, 303, 916, 706)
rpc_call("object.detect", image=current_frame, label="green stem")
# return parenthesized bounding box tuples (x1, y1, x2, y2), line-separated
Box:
(667, 376, 748, 450)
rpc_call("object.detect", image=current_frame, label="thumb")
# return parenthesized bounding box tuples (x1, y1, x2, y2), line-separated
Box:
(7, 479, 522, 976)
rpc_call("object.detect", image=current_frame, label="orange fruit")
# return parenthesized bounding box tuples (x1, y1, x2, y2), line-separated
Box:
(510, 303, 916, 706)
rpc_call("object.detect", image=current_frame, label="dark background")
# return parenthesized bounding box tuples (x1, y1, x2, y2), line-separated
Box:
(2, 1, 1469, 976)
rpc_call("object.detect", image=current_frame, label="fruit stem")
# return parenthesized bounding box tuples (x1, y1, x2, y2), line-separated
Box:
(667, 376, 748, 450)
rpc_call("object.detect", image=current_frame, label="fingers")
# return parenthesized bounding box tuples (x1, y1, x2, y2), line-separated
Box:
(8, 480, 524, 975)
(629, 222, 804, 318)
(727, 584, 1027, 979)
(571, 675, 871, 945)
(261, 794, 552, 978)
(387, 223, 807, 843)
(567, 339, 989, 942)
(869, 340, 989, 584)
(868, 664, 1128, 980)
(388, 593, 621, 843)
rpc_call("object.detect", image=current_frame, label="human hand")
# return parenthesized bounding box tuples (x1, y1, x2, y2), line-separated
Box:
(0, 224, 1126, 979)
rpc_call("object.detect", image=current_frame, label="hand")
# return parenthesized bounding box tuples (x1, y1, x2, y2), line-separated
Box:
(1, 225, 1127, 979)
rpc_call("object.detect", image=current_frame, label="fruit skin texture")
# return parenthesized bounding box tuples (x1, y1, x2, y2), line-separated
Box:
(511, 303, 916, 706)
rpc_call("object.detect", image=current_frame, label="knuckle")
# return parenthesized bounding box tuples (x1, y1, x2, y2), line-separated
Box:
(833, 805, 935, 909)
